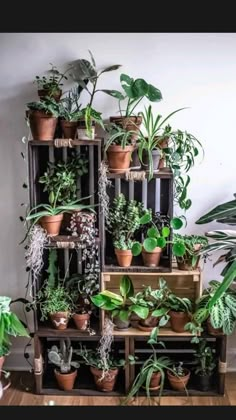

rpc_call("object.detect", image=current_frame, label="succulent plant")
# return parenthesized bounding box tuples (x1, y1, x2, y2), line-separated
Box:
(48, 338, 80, 373)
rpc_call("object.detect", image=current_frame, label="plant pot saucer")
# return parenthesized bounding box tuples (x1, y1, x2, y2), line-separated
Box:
(130, 166, 141, 170)
(137, 323, 155, 332)
(114, 326, 130, 331)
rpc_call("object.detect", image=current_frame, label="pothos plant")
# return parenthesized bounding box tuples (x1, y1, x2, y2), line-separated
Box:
(70, 50, 121, 137)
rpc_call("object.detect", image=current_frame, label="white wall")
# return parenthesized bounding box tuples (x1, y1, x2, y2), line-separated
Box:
(1, 33, 236, 369)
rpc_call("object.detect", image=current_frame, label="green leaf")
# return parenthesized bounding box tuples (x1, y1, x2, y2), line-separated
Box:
(210, 304, 223, 329)
(143, 237, 157, 252)
(99, 89, 125, 100)
(146, 84, 162, 102)
(49, 191, 55, 205)
(120, 275, 134, 299)
(132, 79, 149, 98)
(152, 308, 168, 317)
(196, 199, 236, 224)
(162, 226, 170, 238)
(90, 294, 108, 308)
(170, 217, 183, 230)
(119, 310, 129, 322)
(147, 326, 159, 345)
(207, 260, 236, 309)
(100, 290, 123, 304)
(132, 242, 142, 256)
(139, 212, 152, 225)
(147, 227, 159, 238)
(159, 315, 169, 327)
(100, 65, 122, 74)
(131, 305, 149, 319)
(120, 74, 133, 85)
(156, 237, 166, 248)
(173, 242, 186, 257)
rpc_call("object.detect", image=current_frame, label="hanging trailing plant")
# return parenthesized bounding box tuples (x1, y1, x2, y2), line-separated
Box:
(98, 161, 112, 222)
(25, 225, 48, 286)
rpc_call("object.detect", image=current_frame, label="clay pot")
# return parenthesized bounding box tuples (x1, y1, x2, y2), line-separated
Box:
(143, 371, 161, 390)
(142, 247, 162, 267)
(106, 145, 134, 173)
(167, 368, 190, 391)
(206, 318, 223, 336)
(110, 116, 142, 143)
(0, 356, 5, 378)
(54, 368, 77, 391)
(73, 313, 90, 331)
(115, 249, 133, 267)
(140, 314, 159, 328)
(38, 88, 62, 102)
(40, 214, 63, 236)
(60, 120, 78, 139)
(113, 316, 130, 330)
(141, 149, 161, 173)
(176, 256, 200, 271)
(90, 366, 119, 392)
(49, 311, 69, 330)
(169, 311, 191, 333)
(29, 110, 58, 141)
(158, 137, 169, 169)
(77, 119, 95, 140)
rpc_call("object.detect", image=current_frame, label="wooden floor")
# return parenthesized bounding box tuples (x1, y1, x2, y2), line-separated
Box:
(1, 372, 236, 406)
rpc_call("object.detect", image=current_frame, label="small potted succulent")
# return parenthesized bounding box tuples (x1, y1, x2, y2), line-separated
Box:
(167, 361, 191, 391)
(48, 339, 80, 391)
(76, 345, 126, 392)
(172, 234, 208, 270)
(59, 88, 83, 138)
(106, 194, 151, 267)
(193, 338, 216, 391)
(34, 63, 69, 102)
(166, 293, 192, 333)
(26, 97, 60, 141)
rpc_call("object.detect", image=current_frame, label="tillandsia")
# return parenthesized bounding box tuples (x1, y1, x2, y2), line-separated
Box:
(25, 224, 48, 287)
(98, 161, 111, 221)
(97, 317, 115, 378)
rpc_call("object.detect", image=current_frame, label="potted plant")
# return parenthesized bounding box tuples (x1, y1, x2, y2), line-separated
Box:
(172, 233, 208, 270)
(0, 296, 29, 376)
(70, 50, 121, 139)
(193, 338, 216, 391)
(76, 345, 126, 392)
(35, 250, 74, 330)
(34, 63, 69, 102)
(59, 88, 82, 138)
(137, 105, 186, 180)
(106, 193, 151, 267)
(104, 124, 136, 173)
(167, 361, 191, 391)
(48, 339, 80, 390)
(26, 97, 60, 141)
(66, 273, 99, 331)
(165, 293, 192, 333)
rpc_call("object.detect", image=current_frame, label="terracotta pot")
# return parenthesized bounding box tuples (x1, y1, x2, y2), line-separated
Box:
(0, 355, 5, 378)
(158, 137, 169, 169)
(169, 311, 191, 333)
(73, 313, 90, 331)
(38, 88, 62, 102)
(140, 314, 159, 328)
(113, 316, 130, 330)
(106, 145, 134, 173)
(206, 318, 223, 336)
(29, 110, 58, 141)
(60, 120, 78, 139)
(40, 214, 63, 236)
(110, 116, 142, 143)
(142, 371, 161, 390)
(141, 149, 161, 173)
(77, 119, 95, 140)
(167, 368, 190, 391)
(115, 249, 133, 267)
(142, 247, 162, 267)
(49, 311, 69, 330)
(54, 368, 77, 391)
(90, 366, 119, 392)
(176, 256, 200, 271)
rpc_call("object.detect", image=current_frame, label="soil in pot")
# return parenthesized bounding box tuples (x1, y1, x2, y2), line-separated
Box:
(0, 356, 5, 378)
(38, 88, 62, 102)
(115, 249, 133, 267)
(169, 311, 191, 333)
(60, 120, 78, 139)
(106, 145, 134, 173)
(73, 313, 90, 331)
(206, 318, 223, 336)
(110, 116, 142, 144)
(142, 247, 162, 267)
(112, 316, 130, 330)
(40, 214, 63, 236)
(49, 311, 69, 330)
(77, 119, 95, 140)
(141, 149, 161, 173)
(29, 110, 58, 141)
(54, 368, 77, 391)
(194, 373, 213, 391)
(167, 368, 190, 391)
(90, 366, 119, 392)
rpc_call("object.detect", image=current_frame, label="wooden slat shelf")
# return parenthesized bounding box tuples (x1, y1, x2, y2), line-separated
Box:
(107, 169, 173, 179)
(29, 138, 102, 146)
(102, 267, 201, 276)
(35, 326, 100, 338)
(46, 235, 100, 249)
(113, 327, 193, 337)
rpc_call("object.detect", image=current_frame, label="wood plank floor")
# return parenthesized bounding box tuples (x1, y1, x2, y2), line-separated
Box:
(0, 372, 235, 406)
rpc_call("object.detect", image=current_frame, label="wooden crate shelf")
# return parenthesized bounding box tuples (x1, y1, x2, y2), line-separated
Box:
(29, 138, 103, 147)
(107, 169, 173, 180)
(112, 327, 193, 337)
(46, 235, 100, 249)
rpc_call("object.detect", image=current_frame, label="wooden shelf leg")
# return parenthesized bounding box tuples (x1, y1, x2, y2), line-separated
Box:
(217, 335, 227, 395)
(125, 337, 130, 393)
(34, 335, 43, 394)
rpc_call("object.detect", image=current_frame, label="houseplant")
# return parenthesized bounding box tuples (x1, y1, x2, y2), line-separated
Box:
(167, 361, 191, 391)
(0, 296, 29, 375)
(106, 193, 151, 267)
(48, 339, 80, 390)
(172, 233, 208, 270)
(165, 293, 192, 333)
(34, 63, 69, 101)
(26, 97, 60, 141)
(104, 124, 136, 173)
(70, 50, 121, 139)
(59, 88, 82, 138)
(193, 338, 216, 391)
(76, 345, 126, 392)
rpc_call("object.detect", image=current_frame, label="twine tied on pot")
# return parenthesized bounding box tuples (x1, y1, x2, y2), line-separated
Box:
(54, 138, 73, 148)
(125, 171, 146, 181)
